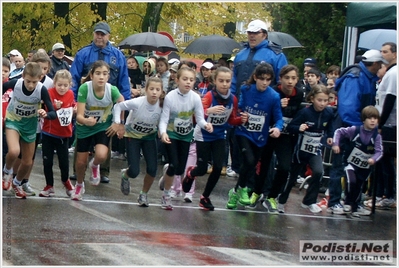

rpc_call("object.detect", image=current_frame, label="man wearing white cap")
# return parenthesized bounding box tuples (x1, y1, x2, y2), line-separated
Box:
(231, 19, 288, 98)
(327, 49, 388, 215)
(48, 42, 70, 79)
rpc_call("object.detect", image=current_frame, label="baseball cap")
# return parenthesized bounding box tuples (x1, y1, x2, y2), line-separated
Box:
(169, 62, 179, 73)
(304, 58, 317, 66)
(201, 62, 214, 69)
(362, 49, 388, 64)
(246, 19, 268, 32)
(9, 49, 22, 57)
(168, 58, 180, 65)
(94, 22, 111, 34)
(52, 43, 65, 51)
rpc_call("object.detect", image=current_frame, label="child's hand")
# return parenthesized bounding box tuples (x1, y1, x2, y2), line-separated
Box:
(85, 116, 97, 126)
(327, 138, 333, 145)
(332, 145, 340, 154)
(161, 132, 171, 144)
(204, 123, 213, 133)
(299, 123, 309, 132)
(208, 105, 225, 115)
(54, 99, 63, 109)
(269, 127, 280, 138)
(37, 109, 47, 118)
(240, 112, 248, 124)
(367, 158, 375, 166)
(281, 98, 289, 108)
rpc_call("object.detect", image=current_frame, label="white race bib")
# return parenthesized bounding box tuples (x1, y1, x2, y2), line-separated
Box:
(300, 134, 322, 155)
(84, 109, 105, 124)
(174, 117, 193, 135)
(245, 114, 265, 132)
(56, 107, 73, 126)
(347, 147, 371, 169)
(13, 100, 37, 118)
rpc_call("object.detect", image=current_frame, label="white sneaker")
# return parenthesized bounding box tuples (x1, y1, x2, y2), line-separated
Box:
(355, 205, 371, 216)
(89, 159, 100, 186)
(161, 194, 173, 210)
(343, 205, 352, 213)
(327, 203, 345, 215)
(277, 203, 285, 213)
(71, 183, 85, 201)
(226, 167, 238, 177)
(184, 193, 193, 203)
(68, 147, 75, 154)
(22, 181, 36, 196)
(169, 189, 178, 199)
(302, 203, 322, 213)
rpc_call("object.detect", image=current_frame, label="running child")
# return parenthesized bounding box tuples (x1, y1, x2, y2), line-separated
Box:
(72, 60, 124, 201)
(332, 105, 382, 217)
(2, 62, 56, 198)
(279, 84, 335, 213)
(182, 66, 243, 210)
(112, 76, 164, 207)
(39, 69, 76, 197)
(226, 63, 283, 210)
(158, 66, 213, 210)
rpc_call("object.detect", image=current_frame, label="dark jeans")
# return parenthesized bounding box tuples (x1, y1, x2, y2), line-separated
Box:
(125, 137, 158, 178)
(191, 139, 225, 197)
(41, 134, 70, 186)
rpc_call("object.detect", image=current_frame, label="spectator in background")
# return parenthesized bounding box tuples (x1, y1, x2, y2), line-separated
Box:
(8, 49, 23, 72)
(9, 55, 25, 80)
(327, 49, 387, 215)
(326, 65, 340, 80)
(26, 50, 37, 63)
(48, 43, 70, 79)
(69, 21, 130, 184)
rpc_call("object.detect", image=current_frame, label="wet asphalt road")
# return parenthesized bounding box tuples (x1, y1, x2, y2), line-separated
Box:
(2, 149, 397, 266)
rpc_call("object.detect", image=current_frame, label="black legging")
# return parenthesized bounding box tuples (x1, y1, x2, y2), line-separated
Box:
(235, 135, 263, 190)
(165, 138, 190, 176)
(41, 134, 70, 186)
(190, 139, 225, 198)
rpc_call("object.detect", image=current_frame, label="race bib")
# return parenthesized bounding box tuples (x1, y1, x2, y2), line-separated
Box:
(174, 117, 193, 135)
(131, 122, 156, 134)
(13, 100, 36, 118)
(84, 109, 105, 124)
(300, 134, 322, 155)
(208, 113, 229, 126)
(347, 147, 371, 169)
(245, 114, 265, 132)
(56, 107, 73, 126)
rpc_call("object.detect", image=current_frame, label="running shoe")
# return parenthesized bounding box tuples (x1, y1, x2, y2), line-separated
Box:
(226, 167, 238, 178)
(71, 183, 85, 201)
(161, 194, 173, 210)
(199, 195, 214, 211)
(22, 181, 36, 196)
(354, 205, 371, 216)
(247, 193, 263, 209)
(12, 182, 27, 199)
(343, 204, 352, 213)
(182, 166, 196, 193)
(63, 179, 75, 197)
(301, 203, 322, 213)
(120, 168, 130, 195)
(2, 172, 12, 191)
(39, 185, 55, 197)
(226, 188, 238, 209)
(277, 202, 285, 213)
(317, 197, 328, 209)
(326, 203, 345, 215)
(184, 193, 193, 203)
(138, 193, 149, 207)
(89, 159, 100, 186)
(262, 198, 278, 214)
(236, 186, 250, 206)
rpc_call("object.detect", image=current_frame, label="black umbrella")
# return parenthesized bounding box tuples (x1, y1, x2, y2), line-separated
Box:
(183, 34, 242, 55)
(267, 32, 303, 49)
(118, 32, 178, 53)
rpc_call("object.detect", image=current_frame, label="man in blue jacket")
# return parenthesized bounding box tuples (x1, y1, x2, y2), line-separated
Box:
(231, 19, 288, 98)
(327, 49, 387, 215)
(70, 21, 131, 183)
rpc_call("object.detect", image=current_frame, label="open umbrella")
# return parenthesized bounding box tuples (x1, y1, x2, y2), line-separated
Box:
(358, 29, 397, 50)
(183, 35, 242, 55)
(118, 32, 178, 53)
(267, 32, 303, 49)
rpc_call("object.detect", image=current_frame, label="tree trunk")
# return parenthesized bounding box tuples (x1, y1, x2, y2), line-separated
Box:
(91, 3, 107, 21)
(54, 2, 72, 55)
(142, 3, 164, 32)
